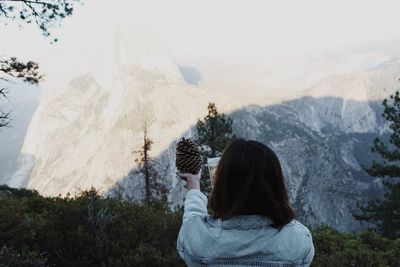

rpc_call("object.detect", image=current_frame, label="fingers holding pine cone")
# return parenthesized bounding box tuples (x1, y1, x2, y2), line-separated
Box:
(176, 137, 202, 175)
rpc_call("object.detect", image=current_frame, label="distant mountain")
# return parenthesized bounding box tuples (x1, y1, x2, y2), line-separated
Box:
(6, 20, 235, 196)
(115, 47, 400, 232)
(3, 16, 400, 232)
(230, 97, 385, 232)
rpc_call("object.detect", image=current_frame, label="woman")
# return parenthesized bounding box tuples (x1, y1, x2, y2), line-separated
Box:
(177, 139, 314, 267)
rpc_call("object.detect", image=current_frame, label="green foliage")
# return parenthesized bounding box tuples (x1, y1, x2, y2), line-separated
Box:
(0, 185, 184, 267)
(196, 103, 235, 193)
(312, 225, 400, 267)
(358, 91, 400, 239)
(196, 103, 234, 158)
(0, 246, 48, 267)
(1, 186, 400, 266)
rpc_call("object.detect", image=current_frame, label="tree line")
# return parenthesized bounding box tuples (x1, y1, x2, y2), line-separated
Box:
(0, 185, 399, 267)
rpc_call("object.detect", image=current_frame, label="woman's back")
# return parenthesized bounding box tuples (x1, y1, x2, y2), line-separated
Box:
(176, 139, 314, 266)
(177, 190, 314, 267)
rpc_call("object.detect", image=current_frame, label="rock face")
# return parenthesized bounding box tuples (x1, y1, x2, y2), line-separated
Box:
(228, 63, 400, 231)
(231, 101, 380, 232)
(4, 14, 400, 231)
(7, 20, 235, 198)
(111, 51, 398, 232)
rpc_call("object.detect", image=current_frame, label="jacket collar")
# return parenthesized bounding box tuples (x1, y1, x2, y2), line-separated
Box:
(206, 215, 274, 230)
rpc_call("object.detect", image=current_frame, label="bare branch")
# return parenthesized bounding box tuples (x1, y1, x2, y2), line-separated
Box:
(0, 88, 8, 98)
(0, 111, 11, 128)
(0, 0, 53, 5)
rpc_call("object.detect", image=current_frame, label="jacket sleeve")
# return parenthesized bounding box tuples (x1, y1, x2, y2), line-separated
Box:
(302, 230, 315, 267)
(177, 189, 208, 259)
(182, 189, 208, 222)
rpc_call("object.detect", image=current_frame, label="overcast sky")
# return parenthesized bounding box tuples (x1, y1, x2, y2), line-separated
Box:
(1, 0, 400, 61)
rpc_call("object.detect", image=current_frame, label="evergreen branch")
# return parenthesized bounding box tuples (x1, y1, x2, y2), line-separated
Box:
(358, 91, 400, 239)
(365, 160, 400, 178)
(0, 0, 79, 38)
(0, 57, 43, 85)
(371, 137, 400, 161)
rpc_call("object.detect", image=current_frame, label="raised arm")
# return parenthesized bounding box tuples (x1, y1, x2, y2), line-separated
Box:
(176, 171, 208, 259)
(176, 171, 208, 221)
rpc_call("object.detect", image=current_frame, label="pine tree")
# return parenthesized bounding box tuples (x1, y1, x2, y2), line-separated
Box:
(196, 103, 235, 193)
(356, 91, 400, 239)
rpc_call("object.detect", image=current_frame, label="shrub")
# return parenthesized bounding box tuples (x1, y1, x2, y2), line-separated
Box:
(0, 186, 184, 267)
(312, 225, 400, 267)
(2, 185, 400, 267)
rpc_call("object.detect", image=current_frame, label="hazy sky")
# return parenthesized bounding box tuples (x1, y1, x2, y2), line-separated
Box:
(1, 0, 400, 61)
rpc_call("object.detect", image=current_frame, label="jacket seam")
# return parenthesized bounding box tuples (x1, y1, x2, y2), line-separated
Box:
(190, 255, 299, 266)
(302, 231, 312, 264)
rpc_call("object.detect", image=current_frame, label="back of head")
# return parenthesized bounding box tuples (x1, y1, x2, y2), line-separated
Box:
(209, 138, 294, 227)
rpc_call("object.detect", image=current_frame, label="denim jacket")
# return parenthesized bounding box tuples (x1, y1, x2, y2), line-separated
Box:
(177, 189, 314, 267)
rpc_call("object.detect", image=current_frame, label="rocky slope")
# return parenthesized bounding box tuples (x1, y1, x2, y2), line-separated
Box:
(3, 13, 400, 231)
(7, 20, 237, 197)
(112, 56, 399, 232)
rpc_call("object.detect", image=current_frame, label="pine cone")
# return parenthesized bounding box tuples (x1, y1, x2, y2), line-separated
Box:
(176, 137, 202, 174)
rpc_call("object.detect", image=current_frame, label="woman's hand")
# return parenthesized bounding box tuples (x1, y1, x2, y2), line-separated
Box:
(177, 170, 201, 191)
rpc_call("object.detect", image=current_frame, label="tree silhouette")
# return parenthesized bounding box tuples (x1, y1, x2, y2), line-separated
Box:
(196, 103, 234, 193)
(133, 121, 168, 202)
(0, 0, 79, 39)
(356, 91, 400, 239)
(0, 57, 43, 128)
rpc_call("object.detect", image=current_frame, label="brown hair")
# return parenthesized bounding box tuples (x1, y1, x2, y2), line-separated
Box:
(209, 138, 294, 227)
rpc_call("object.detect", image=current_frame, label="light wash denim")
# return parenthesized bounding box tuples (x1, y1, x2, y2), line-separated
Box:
(177, 189, 314, 267)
